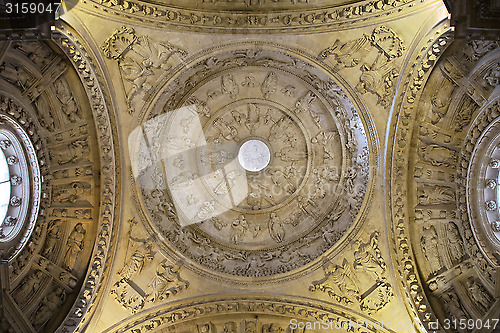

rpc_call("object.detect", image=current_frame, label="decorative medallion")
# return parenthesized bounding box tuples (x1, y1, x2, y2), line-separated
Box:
(131, 44, 371, 279)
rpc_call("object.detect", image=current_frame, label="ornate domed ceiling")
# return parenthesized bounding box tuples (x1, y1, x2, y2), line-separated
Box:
(128, 42, 371, 280)
(0, 0, 499, 332)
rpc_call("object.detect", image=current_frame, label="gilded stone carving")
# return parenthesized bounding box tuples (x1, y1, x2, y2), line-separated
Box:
(63, 223, 86, 271)
(310, 231, 393, 314)
(102, 26, 187, 113)
(466, 277, 494, 315)
(388, 25, 453, 329)
(31, 288, 66, 327)
(319, 25, 405, 106)
(133, 44, 371, 280)
(88, 0, 417, 33)
(145, 262, 189, 303)
(484, 62, 500, 86)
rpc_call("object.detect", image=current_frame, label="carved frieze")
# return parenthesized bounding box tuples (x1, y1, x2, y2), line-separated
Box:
(87, 0, 419, 33)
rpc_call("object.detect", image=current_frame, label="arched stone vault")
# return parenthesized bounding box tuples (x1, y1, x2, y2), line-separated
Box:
(0, 0, 499, 332)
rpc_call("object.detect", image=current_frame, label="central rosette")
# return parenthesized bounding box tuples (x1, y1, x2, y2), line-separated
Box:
(134, 47, 370, 278)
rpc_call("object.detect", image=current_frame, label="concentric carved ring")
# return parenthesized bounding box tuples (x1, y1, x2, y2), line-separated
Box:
(133, 45, 371, 278)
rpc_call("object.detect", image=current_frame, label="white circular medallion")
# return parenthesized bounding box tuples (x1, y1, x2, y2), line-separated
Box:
(238, 139, 270, 172)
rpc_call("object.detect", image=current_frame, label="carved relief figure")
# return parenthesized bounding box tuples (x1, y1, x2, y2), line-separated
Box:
(319, 26, 404, 105)
(268, 212, 285, 243)
(353, 231, 386, 281)
(54, 78, 82, 122)
(230, 215, 248, 243)
(102, 26, 187, 113)
(420, 225, 441, 275)
(269, 116, 293, 141)
(119, 242, 155, 280)
(52, 182, 90, 204)
(447, 222, 464, 262)
(442, 291, 468, 333)
(261, 71, 277, 99)
(467, 278, 493, 313)
(417, 185, 455, 205)
(63, 223, 86, 271)
(32, 288, 66, 326)
(223, 322, 236, 333)
(17, 270, 43, 299)
(484, 62, 500, 86)
(213, 117, 238, 141)
(51, 138, 89, 165)
(418, 144, 457, 167)
(42, 219, 62, 256)
(145, 263, 189, 302)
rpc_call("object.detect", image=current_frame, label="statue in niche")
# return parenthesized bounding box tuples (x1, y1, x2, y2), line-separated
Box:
(420, 225, 441, 275)
(145, 262, 189, 303)
(353, 231, 386, 281)
(442, 291, 468, 333)
(63, 223, 86, 271)
(467, 278, 493, 313)
(417, 185, 455, 205)
(17, 270, 43, 298)
(32, 288, 66, 326)
(230, 215, 248, 244)
(54, 78, 82, 122)
(418, 144, 457, 167)
(447, 222, 464, 262)
(42, 219, 63, 256)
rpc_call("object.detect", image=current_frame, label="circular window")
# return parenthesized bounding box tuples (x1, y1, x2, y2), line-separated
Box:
(467, 106, 500, 255)
(0, 114, 41, 254)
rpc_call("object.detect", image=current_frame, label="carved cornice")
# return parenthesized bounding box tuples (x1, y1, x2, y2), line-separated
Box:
(103, 295, 397, 333)
(52, 24, 120, 333)
(73, 0, 435, 33)
(387, 21, 453, 331)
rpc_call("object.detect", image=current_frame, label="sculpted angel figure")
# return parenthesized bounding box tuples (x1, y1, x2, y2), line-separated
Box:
(145, 263, 189, 303)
